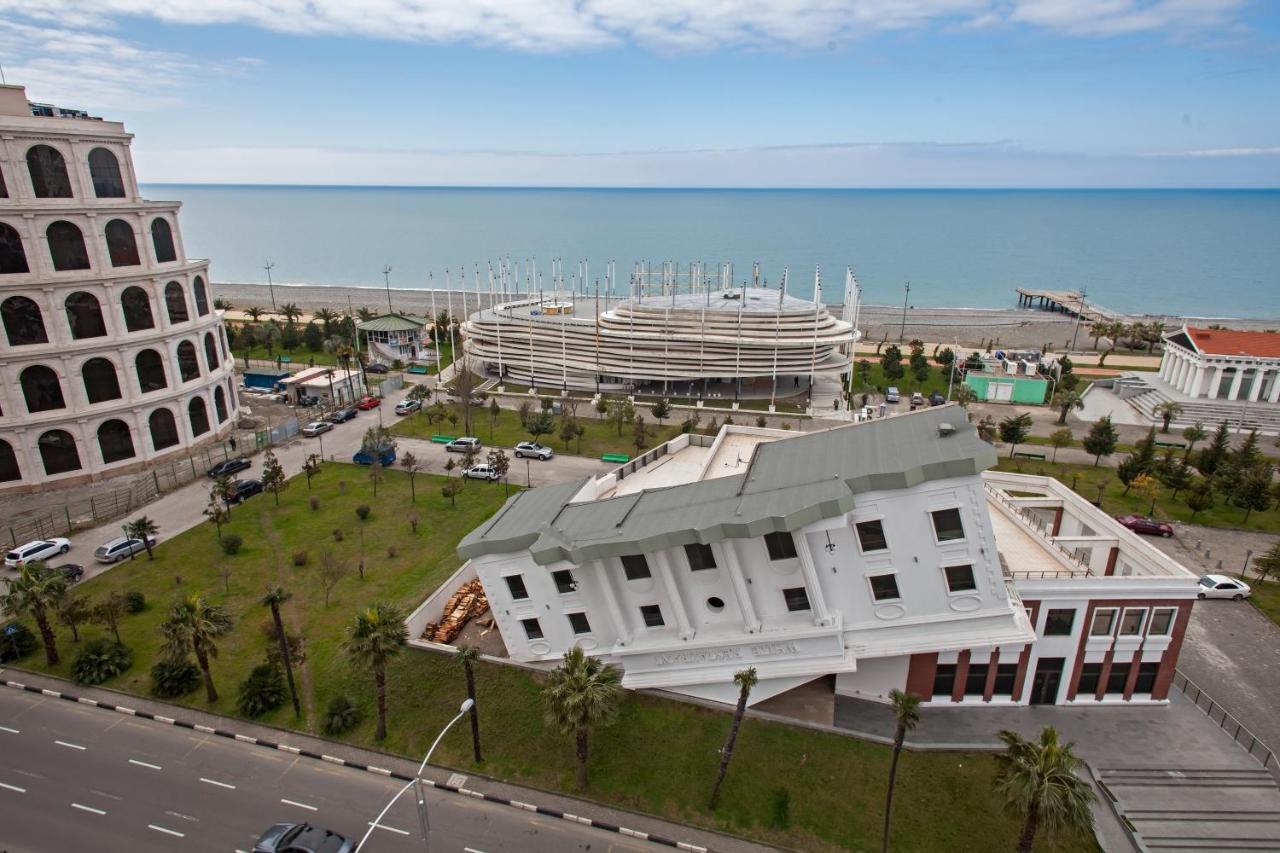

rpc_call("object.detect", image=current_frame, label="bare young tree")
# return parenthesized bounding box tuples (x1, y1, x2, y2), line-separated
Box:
(400, 451, 422, 502)
(317, 552, 350, 608)
(219, 564, 233, 593)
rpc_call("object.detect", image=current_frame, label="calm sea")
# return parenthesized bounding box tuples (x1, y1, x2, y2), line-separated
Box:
(145, 186, 1280, 319)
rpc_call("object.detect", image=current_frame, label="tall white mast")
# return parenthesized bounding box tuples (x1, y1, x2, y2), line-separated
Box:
(810, 266, 822, 411)
(770, 268, 788, 410)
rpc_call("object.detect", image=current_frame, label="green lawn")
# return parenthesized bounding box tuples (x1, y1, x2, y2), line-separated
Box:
(392, 402, 685, 458)
(852, 361, 954, 399)
(237, 346, 337, 367)
(1245, 575, 1280, 627)
(992, 456, 1280, 533)
(12, 465, 1093, 852)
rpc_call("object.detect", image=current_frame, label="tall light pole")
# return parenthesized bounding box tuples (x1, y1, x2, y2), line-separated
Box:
(355, 698, 474, 852)
(264, 261, 277, 312)
(899, 281, 911, 343)
(1068, 286, 1088, 353)
(382, 265, 394, 316)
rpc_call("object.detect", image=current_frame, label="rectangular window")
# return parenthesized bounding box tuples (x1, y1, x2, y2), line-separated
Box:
(1106, 662, 1131, 694)
(621, 554, 651, 581)
(993, 663, 1018, 696)
(1133, 662, 1160, 694)
(552, 569, 576, 595)
(930, 507, 965, 542)
(567, 612, 591, 635)
(684, 542, 717, 571)
(1043, 609, 1076, 636)
(520, 618, 543, 640)
(868, 573, 901, 602)
(764, 531, 797, 561)
(1090, 608, 1117, 637)
(782, 586, 811, 612)
(640, 604, 664, 628)
(964, 663, 989, 696)
(1119, 609, 1146, 636)
(943, 564, 977, 593)
(855, 519, 888, 552)
(1148, 608, 1176, 636)
(1077, 663, 1103, 696)
(932, 664, 957, 697)
(504, 574, 529, 601)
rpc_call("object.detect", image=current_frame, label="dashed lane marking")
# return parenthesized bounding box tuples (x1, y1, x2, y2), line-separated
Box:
(71, 803, 106, 815)
(147, 824, 185, 838)
(200, 777, 236, 789)
(0, 725, 19, 734)
(367, 822, 411, 836)
(281, 798, 317, 811)
(128, 759, 162, 770)
(54, 739, 86, 750)
(0, 782, 26, 793)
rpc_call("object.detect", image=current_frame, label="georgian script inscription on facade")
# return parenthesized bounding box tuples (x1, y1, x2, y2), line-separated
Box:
(653, 641, 801, 667)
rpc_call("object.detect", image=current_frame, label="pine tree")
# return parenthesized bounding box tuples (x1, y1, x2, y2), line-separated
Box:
(1196, 421, 1231, 476)
(1081, 416, 1118, 467)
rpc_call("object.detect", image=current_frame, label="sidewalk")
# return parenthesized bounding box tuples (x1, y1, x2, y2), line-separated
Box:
(0, 667, 773, 853)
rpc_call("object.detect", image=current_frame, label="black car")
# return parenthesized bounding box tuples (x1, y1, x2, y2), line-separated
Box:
(253, 822, 353, 853)
(297, 394, 321, 407)
(37, 563, 84, 583)
(928, 391, 946, 406)
(328, 407, 357, 423)
(226, 478, 264, 504)
(208, 457, 252, 478)
(364, 363, 389, 375)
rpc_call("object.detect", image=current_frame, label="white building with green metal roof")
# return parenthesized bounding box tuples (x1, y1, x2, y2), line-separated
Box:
(355, 312, 430, 365)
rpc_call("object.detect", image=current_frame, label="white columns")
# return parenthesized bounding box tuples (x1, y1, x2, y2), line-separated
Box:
(653, 550, 695, 641)
(1207, 366, 1224, 399)
(1269, 372, 1280, 404)
(717, 540, 761, 633)
(1159, 352, 1173, 381)
(1228, 368, 1245, 401)
(593, 559, 632, 647)
(791, 531, 833, 627)
(1189, 365, 1206, 398)
(1248, 368, 1264, 403)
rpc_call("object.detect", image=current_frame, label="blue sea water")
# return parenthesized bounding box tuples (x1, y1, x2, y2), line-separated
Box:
(146, 186, 1280, 319)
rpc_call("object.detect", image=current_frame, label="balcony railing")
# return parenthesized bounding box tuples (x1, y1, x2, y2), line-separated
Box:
(986, 484, 1093, 577)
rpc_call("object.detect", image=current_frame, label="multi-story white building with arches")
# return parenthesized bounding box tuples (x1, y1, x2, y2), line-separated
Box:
(0, 84, 237, 491)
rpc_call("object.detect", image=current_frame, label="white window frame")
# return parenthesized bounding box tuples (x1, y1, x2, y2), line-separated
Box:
(1148, 607, 1177, 637)
(853, 517, 889, 554)
(567, 611, 591, 635)
(929, 506, 967, 545)
(940, 562, 978, 595)
(502, 573, 530, 601)
(866, 571, 902, 603)
(1090, 608, 1118, 637)
(1118, 607, 1147, 637)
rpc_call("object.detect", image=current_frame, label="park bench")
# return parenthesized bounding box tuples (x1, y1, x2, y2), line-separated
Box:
(1154, 441, 1186, 450)
(430, 435, 455, 444)
(1014, 450, 1046, 460)
(601, 453, 631, 463)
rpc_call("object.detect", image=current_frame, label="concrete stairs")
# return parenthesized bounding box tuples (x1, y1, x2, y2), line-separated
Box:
(1098, 767, 1280, 851)
(1116, 372, 1280, 435)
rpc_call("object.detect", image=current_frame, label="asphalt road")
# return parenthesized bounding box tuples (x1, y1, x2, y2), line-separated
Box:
(0, 686, 650, 853)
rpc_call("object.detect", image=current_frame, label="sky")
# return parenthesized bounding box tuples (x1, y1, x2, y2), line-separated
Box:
(1, 0, 1278, 187)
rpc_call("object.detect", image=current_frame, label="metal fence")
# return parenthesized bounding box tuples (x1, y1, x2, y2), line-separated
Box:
(1172, 670, 1276, 774)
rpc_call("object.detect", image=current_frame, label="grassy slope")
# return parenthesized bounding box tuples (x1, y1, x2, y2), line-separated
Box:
(1245, 576, 1280, 627)
(17, 464, 1093, 852)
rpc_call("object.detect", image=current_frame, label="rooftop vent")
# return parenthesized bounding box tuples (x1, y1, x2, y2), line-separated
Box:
(720, 290, 742, 300)
(937, 422, 955, 437)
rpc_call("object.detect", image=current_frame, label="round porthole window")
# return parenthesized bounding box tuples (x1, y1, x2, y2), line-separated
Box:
(707, 596, 725, 612)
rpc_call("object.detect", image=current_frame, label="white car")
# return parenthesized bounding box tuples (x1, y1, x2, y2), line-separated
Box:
(463, 463, 500, 481)
(1197, 574, 1252, 600)
(394, 399, 422, 416)
(5, 538, 71, 569)
(302, 421, 333, 437)
(94, 535, 158, 564)
(514, 441, 554, 460)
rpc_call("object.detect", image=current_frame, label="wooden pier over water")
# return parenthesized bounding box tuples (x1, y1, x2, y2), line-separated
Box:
(1015, 288, 1127, 324)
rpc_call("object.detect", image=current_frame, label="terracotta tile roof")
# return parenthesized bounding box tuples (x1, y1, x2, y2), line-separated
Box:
(1185, 327, 1280, 359)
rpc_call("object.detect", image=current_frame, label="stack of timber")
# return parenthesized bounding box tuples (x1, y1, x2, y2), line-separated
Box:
(422, 579, 489, 644)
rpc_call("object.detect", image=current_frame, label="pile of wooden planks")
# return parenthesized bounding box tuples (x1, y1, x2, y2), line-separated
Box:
(422, 578, 489, 644)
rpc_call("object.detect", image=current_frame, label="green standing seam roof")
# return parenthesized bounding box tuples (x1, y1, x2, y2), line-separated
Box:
(458, 407, 996, 566)
(355, 314, 427, 333)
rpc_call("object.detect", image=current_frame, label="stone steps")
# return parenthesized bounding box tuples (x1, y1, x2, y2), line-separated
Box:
(1117, 373, 1280, 433)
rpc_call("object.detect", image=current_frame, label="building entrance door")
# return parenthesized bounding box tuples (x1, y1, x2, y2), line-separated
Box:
(1029, 657, 1064, 705)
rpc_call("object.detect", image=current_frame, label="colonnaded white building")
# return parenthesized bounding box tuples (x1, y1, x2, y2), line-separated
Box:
(1159, 326, 1280, 404)
(445, 407, 1200, 708)
(0, 84, 237, 491)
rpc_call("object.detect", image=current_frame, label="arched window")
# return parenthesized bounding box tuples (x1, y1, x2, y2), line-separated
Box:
(20, 365, 65, 412)
(0, 222, 29, 274)
(83, 357, 122, 404)
(149, 408, 180, 450)
(135, 349, 167, 393)
(0, 165, 7, 198)
(47, 221, 90, 271)
(176, 340, 200, 382)
(65, 292, 107, 339)
(26, 145, 72, 198)
(213, 386, 229, 423)
(0, 439, 20, 482)
(203, 331, 220, 370)
(2, 295, 48, 345)
(88, 148, 126, 198)
(151, 218, 176, 263)
(164, 281, 189, 324)
(193, 275, 210, 316)
(104, 219, 140, 267)
(97, 420, 135, 463)
(121, 286, 154, 332)
(188, 397, 210, 436)
(38, 430, 81, 475)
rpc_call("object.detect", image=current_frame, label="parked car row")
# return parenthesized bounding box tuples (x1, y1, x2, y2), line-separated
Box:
(4, 532, 158, 575)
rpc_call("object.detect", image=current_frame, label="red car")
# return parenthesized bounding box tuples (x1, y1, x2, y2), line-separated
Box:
(1115, 515, 1173, 538)
(354, 395, 381, 410)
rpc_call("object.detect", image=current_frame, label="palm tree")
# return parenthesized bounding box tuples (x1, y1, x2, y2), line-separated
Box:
(709, 667, 757, 808)
(1153, 400, 1184, 433)
(454, 645, 483, 762)
(161, 595, 233, 703)
(1053, 389, 1084, 425)
(279, 302, 303, 326)
(213, 297, 233, 311)
(0, 563, 68, 666)
(124, 515, 159, 559)
(261, 587, 301, 718)
(995, 727, 1096, 853)
(882, 689, 922, 853)
(342, 603, 407, 741)
(1181, 421, 1207, 460)
(246, 306, 264, 323)
(356, 306, 378, 322)
(543, 646, 622, 790)
(314, 307, 336, 336)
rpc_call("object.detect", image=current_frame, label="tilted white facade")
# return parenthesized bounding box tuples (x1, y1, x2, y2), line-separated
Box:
(0, 85, 238, 490)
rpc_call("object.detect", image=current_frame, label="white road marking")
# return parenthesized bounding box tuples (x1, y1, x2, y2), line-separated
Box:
(200, 777, 236, 789)
(129, 759, 162, 770)
(147, 824, 185, 838)
(71, 803, 106, 815)
(0, 782, 26, 793)
(281, 798, 317, 811)
(0, 725, 19, 733)
(54, 739, 86, 750)
(368, 822, 411, 836)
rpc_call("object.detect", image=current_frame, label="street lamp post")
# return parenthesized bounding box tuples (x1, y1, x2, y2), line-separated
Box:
(264, 261, 277, 312)
(1068, 287, 1088, 353)
(383, 265, 394, 316)
(355, 698, 474, 852)
(899, 282, 911, 342)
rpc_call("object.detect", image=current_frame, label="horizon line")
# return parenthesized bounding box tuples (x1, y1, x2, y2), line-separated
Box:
(138, 182, 1280, 192)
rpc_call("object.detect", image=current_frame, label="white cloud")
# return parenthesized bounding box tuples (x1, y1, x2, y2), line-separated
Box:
(1146, 146, 1280, 157)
